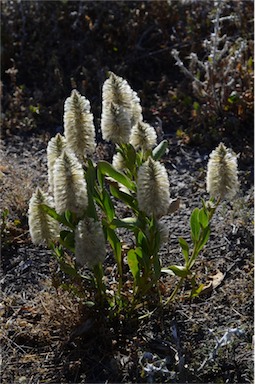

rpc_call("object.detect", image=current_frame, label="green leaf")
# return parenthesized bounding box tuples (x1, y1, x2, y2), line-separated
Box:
(127, 249, 140, 281)
(97, 164, 105, 190)
(59, 230, 75, 252)
(102, 189, 115, 223)
(40, 204, 74, 229)
(59, 261, 79, 277)
(162, 265, 190, 278)
(84, 301, 95, 308)
(152, 140, 168, 161)
(111, 217, 139, 230)
(109, 185, 137, 211)
(137, 230, 149, 256)
(98, 161, 136, 191)
(190, 208, 200, 243)
(65, 210, 74, 225)
(106, 227, 122, 268)
(197, 226, 211, 254)
(179, 237, 189, 264)
(199, 208, 208, 229)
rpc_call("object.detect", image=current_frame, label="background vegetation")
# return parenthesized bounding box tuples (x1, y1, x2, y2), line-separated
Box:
(1, 0, 253, 155)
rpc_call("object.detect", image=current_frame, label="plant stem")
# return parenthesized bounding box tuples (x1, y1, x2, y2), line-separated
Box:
(165, 277, 185, 305)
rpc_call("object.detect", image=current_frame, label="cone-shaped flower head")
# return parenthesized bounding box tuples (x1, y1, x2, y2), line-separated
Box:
(75, 217, 106, 268)
(28, 187, 59, 245)
(64, 90, 96, 160)
(206, 142, 239, 200)
(47, 133, 67, 191)
(130, 121, 157, 151)
(137, 157, 170, 218)
(102, 72, 134, 110)
(53, 150, 88, 216)
(101, 72, 143, 144)
(101, 102, 131, 144)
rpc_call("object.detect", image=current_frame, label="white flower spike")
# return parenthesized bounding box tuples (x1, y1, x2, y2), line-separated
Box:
(28, 188, 59, 245)
(47, 133, 66, 191)
(130, 121, 157, 151)
(53, 150, 88, 216)
(206, 142, 239, 200)
(64, 90, 96, 160)
(137, 157, 170, 218)
(75, 217, 106, 268)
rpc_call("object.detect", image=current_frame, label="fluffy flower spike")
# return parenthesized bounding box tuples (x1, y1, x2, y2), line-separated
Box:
(206, 142, 239, 200)
(47, 133, 66, 190)
(101, 72, 143, 144)
(28, 188, 59, 245)
(102, 72, 134, 110)
(64, 89, 96, 160)
(53, 150, 88, 216)
(130, 121, 157, 151)
(75, 217, 106, 268)
(137, 157, 170, 218)
(101, 102, 131, 144)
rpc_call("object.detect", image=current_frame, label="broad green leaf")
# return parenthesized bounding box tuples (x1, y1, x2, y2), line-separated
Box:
(199, 208, 209, 228)
(97, 164, 105, 190)
(111, 217, 139, 230)
(162, 265, 190, 278)
(109, 184, 137, 211)
(179, 237, 189, 264)
(137, 230, 149, 255)
(197, 226, 211, 254)
(59, 261, 79, 277)
(98, 161, 136, 191)
(59, 230, 75, 252)
(102, 189, 115, 223)
(40, 204, 74, 229)
(190, 207, 200, 243)
(106, 227, 122, 268)
(152, 140, 168, 161)
(65, 210, 74, 225)
(127, 249, 140, 281)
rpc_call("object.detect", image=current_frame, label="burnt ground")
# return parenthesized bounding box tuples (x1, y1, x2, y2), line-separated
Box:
(0, 133, 253, 384)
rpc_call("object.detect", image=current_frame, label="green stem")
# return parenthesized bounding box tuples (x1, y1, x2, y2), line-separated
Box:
(165, 277, 185, 305)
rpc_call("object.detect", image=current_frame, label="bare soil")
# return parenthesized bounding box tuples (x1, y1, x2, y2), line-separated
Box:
(1, 134, 253, 383)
